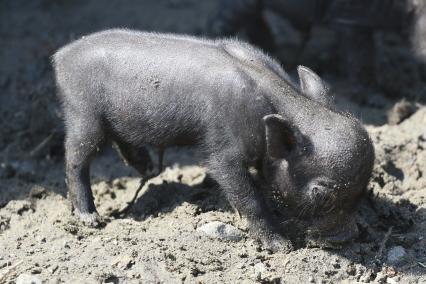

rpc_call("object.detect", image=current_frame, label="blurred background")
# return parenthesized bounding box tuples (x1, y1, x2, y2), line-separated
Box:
(0, 0, 425, 172)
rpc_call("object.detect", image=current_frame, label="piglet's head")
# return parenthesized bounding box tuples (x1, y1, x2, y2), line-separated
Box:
(262, 66, 375, 247)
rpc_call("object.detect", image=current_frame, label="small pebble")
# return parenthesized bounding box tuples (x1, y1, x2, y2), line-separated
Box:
(111, 255, 134, 270)
(196, 221, 243, 241)
(387, 99, 416, 125)
(254, 262, 267, 274)
(252, 262, 267, 281)
(16, 273, 42, 284)
(387, 277, 398, 284)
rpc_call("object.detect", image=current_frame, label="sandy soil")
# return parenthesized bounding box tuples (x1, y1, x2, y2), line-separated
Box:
(0, 0, 425, 283)
(0, 108, 424, 283)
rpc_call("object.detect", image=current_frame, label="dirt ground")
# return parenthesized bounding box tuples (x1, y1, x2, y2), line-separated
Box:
(0, 0, 425, 283)
(0, 107, 424, 284)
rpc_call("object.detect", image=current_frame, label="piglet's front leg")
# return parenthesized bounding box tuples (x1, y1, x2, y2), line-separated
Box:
(209, 155, 293, 253)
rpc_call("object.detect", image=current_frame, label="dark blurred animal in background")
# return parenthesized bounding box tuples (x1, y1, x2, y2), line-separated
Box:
(207, 0, 425, 94)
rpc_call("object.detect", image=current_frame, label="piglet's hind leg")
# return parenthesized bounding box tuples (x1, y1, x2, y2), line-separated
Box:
(65, 115, 105, 227)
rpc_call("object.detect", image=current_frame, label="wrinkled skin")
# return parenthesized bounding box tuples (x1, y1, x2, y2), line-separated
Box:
(53, 30, 374, 252)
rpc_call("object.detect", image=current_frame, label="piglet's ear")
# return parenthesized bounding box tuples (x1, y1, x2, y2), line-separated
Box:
(298, 65, 334, 107)
(263, 114, 302, 159)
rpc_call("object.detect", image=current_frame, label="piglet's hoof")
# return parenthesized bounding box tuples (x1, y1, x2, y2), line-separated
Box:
(74, 210, 105, 228)
(261, 235, 294, 253)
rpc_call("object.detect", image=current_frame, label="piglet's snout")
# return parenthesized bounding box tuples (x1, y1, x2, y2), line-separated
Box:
(305, 180, 339, 212)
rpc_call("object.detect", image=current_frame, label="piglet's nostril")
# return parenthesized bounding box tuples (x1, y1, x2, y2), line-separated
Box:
(311, 183, 329, 192)
(317, 180, 333, 188)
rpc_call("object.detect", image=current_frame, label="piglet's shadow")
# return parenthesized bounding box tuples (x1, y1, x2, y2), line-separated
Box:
(125, 176, 233, 222)
(322, 190, 424, 278)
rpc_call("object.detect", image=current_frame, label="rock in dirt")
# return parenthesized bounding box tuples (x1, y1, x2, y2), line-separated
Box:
(251, 262, 280, 283)
(387, 99, 416, 125)
(29, 185, 47, 199)
(16, 273, 42, 284)
(387, 277, 399, 284)
(111, 255, 135, 270)
(387, 246, 407, 264)
(196, 221, 243, 241)
(253, 262, 267, 281)
(0, 216, 10, 232)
